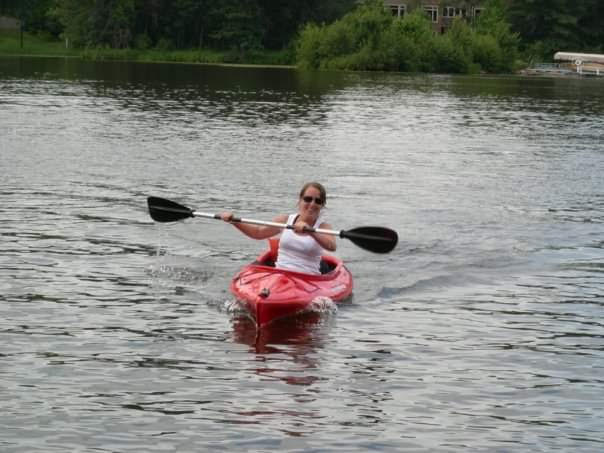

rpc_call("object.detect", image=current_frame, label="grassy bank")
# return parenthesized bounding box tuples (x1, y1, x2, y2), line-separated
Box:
(0, 31, 294, 66)
(0, 30, 79, 56)
(80, 47, 294, 66)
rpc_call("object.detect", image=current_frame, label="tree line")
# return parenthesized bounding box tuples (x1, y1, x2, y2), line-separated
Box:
(0, 0, 358, 50)
(1, 0, 602, 71)
(507, 0, 604, 58)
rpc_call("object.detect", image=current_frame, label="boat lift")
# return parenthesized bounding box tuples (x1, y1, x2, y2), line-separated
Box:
(554, 52, 604, 76)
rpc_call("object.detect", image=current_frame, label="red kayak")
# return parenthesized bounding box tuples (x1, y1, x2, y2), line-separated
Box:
(230, 239, 353, 328)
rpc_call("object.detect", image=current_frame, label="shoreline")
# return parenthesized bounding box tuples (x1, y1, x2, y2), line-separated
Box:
(0, 54, 531, 76)
(0, 52, 296, 70)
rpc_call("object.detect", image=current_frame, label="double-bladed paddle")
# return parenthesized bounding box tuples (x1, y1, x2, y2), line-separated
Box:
(147, 196, 398, 254)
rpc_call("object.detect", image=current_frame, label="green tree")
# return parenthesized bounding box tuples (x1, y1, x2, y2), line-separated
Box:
(53, 0, 135, 48)
(475, 0, 518, 71)
(170, 0, 207, 48)
(203, 0, 263, 51)
(0, 0, 40, 46)
(297, 0, 393, 70)
(577, 0, 604, 51)
(0, 0, 62, 36)
(255, 0, 356, 50)
(506, 0, 600, 55)
(102, 0, 135, 48)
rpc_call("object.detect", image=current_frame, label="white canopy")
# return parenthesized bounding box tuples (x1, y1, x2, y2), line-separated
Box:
(554, 52, 604, 64)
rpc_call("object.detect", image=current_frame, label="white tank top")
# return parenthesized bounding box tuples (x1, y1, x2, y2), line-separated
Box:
(275, 213, 325, 275)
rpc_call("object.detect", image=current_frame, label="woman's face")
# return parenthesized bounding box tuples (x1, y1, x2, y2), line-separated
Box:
(299, 186, 324, 219)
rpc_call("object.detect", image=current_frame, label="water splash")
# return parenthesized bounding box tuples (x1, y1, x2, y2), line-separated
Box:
(308, 296, 338, 315)
(222, 298, 248, 316)
(147, 263, 212, 284)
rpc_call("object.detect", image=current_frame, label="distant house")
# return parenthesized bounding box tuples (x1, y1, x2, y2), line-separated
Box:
(0, 16, 20, 30)
(383, 1, 486, 33)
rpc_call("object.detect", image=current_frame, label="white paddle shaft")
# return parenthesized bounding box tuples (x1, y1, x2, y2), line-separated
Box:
(192, 210, 340, 236)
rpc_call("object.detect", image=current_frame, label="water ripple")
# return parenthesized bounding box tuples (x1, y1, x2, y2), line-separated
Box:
(1, 59, 603, 452)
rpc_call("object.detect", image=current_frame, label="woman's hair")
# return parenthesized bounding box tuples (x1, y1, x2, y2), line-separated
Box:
(299, 182, 327, 206)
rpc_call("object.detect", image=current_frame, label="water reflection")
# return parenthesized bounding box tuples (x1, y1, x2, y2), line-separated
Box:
(230, 315, 333, 386)
(232, 314, 329, 352)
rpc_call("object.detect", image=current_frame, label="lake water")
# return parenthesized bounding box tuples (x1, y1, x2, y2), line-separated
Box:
(1, 57, 603, 452)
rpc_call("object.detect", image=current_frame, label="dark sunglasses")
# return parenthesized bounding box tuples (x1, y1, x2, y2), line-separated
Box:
(302, 196, 324, 205)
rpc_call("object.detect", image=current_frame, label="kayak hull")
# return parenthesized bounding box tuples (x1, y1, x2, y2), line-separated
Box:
(230, 240, 353, 328)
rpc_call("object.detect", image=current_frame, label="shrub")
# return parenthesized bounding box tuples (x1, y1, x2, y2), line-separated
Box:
(432, 35, 472, 73)
(296, 23, 326, 70)
(472, 34, 504, 72)
(296, 0, 520, 74)
(134, 33, 151, 50)
(155, 38, 173, 51)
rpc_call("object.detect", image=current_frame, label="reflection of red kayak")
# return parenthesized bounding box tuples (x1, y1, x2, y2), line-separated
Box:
(230, 239, 353, 328)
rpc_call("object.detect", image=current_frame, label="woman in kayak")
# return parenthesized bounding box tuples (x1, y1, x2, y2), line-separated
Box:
(219, 182, 336, 275)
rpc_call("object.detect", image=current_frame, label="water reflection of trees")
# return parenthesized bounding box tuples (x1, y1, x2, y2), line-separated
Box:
(1, 57, 355, 126)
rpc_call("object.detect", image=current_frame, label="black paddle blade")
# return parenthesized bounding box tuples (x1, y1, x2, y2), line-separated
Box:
(340, 226, 398, 254)
(147, 196, 194, 223)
